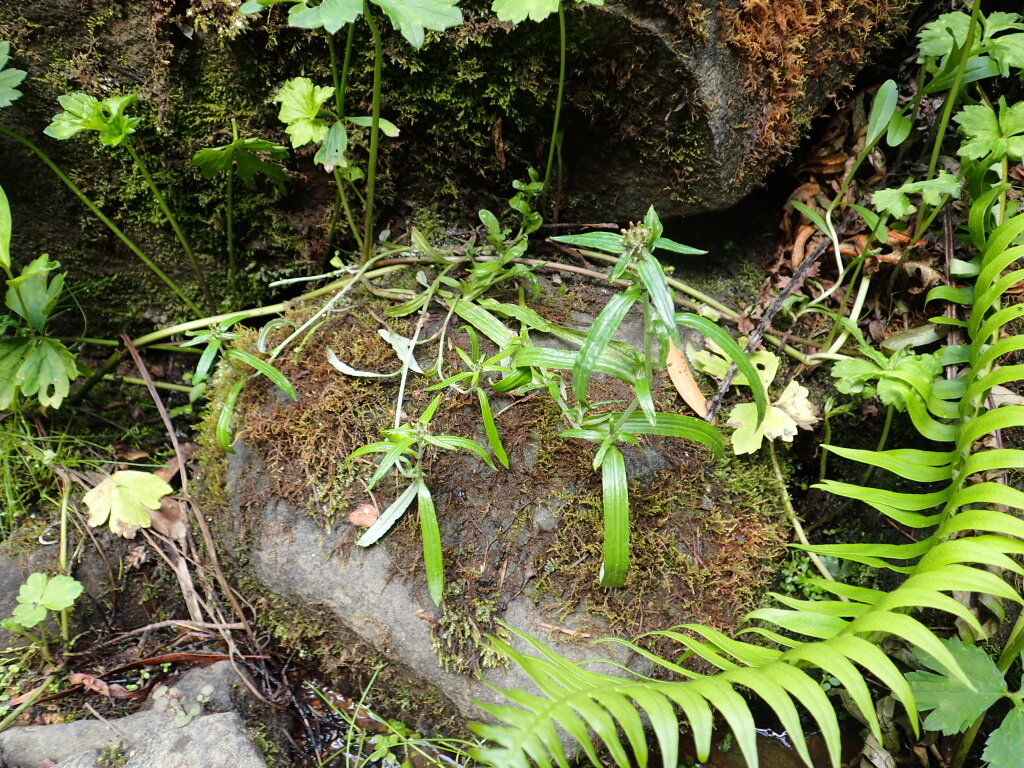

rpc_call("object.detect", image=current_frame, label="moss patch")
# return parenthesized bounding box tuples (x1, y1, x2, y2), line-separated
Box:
(198, 270, 790, 677)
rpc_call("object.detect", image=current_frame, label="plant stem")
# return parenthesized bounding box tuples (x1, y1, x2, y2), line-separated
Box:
(0, 125, 202, 316)
(925, 0, 981, 184)
(102, 374, 193, 393)
(543, 0, 567, 192)
(361, 2, 384, 265)
(332, 167, 363, 249)
(325, 29, 357, 249)
(769, 440, 840, 588)
(339, 24, 356, 110)
(226, 119, 238, 283)
(124, 143, 215, 311)
(0, 674, 55, 733)
(58, 478, 70, 646)
(859, 404, 893, 487)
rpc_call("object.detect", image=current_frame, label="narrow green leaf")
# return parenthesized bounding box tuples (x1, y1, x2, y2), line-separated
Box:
(357, 480, 418, 546)
(599, 446, 629, 588)
(635, 255, 679, 346)
(226, 349, 297, 400)
(217, 379, 246, 452)
(477, 388, 509, 468)
(573, 287, 640, 404)
(0, 182, 10, 275)
(676, 313, 767, 425)
(418, 480, 445, 605)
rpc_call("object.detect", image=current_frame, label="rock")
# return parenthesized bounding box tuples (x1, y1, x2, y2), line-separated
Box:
(0, 1, 914, 328)
(0, 664, 267, 768)
(210, 281, 789, 730)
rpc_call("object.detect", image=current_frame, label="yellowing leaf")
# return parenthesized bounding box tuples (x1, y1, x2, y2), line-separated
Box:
(726, 403, 797, 455)
(83, 470, 173, 538)
(774, 381, 819, 430)
(666, 340, 707, 417)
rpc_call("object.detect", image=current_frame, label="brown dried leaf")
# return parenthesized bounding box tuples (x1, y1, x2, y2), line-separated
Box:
(149, 497, 188, 542)
(67, 673, 131, 699)
(125, 544, 147, 570)
(348, 503, 378, 528)
(665, 340, 707, 418)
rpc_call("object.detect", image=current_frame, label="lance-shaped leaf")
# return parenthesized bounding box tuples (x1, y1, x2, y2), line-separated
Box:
(83, 470, 173, 538)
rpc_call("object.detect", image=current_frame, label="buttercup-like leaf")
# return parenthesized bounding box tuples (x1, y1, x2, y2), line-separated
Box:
(275, 77, 334, 148)
(492, 0, 559, 24)
(983, 707, 1024, 768)
(908, 637, 1006, 735)
(83, 470, 173, 538)
(372, 0, 463, 48)
(11, 573, 83, 628)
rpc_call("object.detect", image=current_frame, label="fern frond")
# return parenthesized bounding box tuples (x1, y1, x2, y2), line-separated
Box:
(471, 211, 1024, 768)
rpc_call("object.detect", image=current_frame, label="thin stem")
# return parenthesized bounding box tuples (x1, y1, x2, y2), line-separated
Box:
(332, 167, 363, 248)
(103, 374, 193, 393)
(0, 674, 55, 733)
(925, 0, 981, 183)
(68, 262, 407, 404)
(769, 440, 841, 590)
(859, 404, 893, 487)
(124, 143, 215, 311)
(227, 119, 238, 283)
(339, 25, 356, 116)
(58, 478, 70, 646)
(361, 2, 384, 265)
(0, 125, 201, 316)
(543, 0, 567, 192)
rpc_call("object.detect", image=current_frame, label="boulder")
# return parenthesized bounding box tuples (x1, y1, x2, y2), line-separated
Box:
(207, 276, 788, 729)
(0, 1, 913, 326)
(0, 662, 268, 768)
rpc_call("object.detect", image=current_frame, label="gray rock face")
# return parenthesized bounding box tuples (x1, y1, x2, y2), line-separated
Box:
(0, 663, 268, 768)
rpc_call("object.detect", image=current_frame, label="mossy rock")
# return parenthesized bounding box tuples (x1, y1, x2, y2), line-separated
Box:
(0, 0, 913, 329)
(199, 272, 789, 727)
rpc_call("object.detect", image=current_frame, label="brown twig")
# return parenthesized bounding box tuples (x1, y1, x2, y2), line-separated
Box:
(705, 236, 833, 423)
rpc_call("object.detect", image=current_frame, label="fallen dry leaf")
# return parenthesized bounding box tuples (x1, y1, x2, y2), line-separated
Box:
(666, 340, 707, 418)
(348, 503, 379, 528)
(67, 673, 130, 699)
(125, 544, 147, 570)
(149, 497, 188, 542)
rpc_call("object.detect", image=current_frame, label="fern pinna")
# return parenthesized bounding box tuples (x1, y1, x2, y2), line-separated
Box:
(469, 207, 1024, 768)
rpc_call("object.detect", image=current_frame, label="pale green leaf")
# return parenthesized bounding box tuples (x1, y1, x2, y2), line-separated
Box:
(83, 470, 173, 538)
(0, 182, 10, 275)
(275, 77, 334, 148)
(492, 0, 559, 24)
